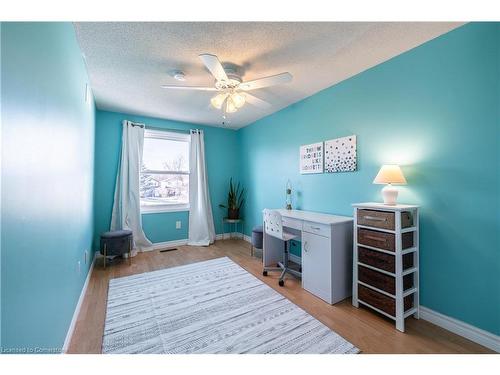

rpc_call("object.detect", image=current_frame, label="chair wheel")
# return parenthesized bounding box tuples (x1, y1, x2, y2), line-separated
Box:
(279, 280, 284, 287)
(263, 271, 268, 276)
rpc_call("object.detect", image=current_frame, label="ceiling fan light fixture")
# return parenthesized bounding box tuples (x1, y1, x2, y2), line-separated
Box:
(163, 53, 291, 115)
(232, 92, 246, 108)
(210, 93, 228, 109)
(225, 96, 237, 113)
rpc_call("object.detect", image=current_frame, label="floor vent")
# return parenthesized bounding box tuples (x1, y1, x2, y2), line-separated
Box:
(159, 248, 178, 253)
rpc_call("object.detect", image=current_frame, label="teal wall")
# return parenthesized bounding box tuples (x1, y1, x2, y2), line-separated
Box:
(1, 23, 96, 351)
(93, 110, 240, 250)
(238, 23, 500, 335)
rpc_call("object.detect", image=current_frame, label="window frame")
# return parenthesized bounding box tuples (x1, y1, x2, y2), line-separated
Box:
(140, 129, 191, 214)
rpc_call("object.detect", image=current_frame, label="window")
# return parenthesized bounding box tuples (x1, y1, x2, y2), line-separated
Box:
(140, 129, 190, 213)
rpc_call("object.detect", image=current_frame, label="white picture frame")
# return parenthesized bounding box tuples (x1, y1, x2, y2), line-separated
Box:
(324, 135, 357, 173)
(300, 142, 324, 174)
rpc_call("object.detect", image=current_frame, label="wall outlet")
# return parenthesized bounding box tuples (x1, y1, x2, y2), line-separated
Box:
(84, 250, 88, 265)
(77, 261, 81, 275)
(176, 221, 181, 229)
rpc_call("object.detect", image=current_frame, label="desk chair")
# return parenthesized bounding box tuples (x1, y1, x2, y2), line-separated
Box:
(263, 209, 302, 286)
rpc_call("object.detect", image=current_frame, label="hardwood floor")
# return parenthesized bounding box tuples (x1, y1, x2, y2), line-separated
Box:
(68, 239, 492, 354)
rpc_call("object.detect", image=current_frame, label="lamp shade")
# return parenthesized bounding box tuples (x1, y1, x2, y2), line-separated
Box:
(373, 165, 407, 185)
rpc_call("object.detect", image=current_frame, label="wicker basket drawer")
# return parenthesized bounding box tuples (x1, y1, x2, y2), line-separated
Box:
(357, 209, 414, 230)
(357, 209, 395, 230)
(358, 265, 413, 295)
(358, 247, 414, 273)
(358, 284, 413, 316)
(358, 228, 395, 251)
(357, 228, 413, 251)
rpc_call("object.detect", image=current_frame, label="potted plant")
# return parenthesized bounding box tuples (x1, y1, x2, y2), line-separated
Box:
(219, 178, 245, 220)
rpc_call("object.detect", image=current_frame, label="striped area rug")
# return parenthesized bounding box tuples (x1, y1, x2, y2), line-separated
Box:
(102, 256, 359, 354)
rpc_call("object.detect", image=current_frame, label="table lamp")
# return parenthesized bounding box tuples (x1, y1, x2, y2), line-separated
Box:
(373, 165, 407, 205)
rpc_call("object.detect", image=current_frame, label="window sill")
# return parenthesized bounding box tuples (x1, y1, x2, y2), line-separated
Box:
(141, 205, 190, 214)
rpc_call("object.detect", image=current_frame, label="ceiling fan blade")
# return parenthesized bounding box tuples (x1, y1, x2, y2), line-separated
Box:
(244, 93, 272, 109)
(199, 54, 229, 82)
(160, 85, 217, 91)
(239, 72, 292, 91)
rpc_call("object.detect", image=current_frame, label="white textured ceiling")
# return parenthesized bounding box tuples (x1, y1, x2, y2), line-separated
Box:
(74, 22, 463, 129)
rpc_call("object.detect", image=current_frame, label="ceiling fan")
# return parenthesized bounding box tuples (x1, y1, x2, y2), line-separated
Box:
(161, 54, 292, 115)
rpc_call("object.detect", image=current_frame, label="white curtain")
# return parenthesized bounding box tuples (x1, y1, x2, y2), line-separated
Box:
(110, 120, 152, 252)
(188, 129, 216, 246)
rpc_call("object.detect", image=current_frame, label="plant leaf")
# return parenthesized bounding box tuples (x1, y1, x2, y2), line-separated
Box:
(225, 177, 245, 210)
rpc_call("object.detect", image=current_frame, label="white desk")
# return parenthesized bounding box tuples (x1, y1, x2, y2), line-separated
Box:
(263, 209, 353, 304)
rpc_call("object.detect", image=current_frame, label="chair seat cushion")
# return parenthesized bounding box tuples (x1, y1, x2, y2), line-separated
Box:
(282, 231, 298, 242)
(101, 230, 133, 239)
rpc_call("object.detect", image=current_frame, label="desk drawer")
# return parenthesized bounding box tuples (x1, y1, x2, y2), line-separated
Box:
(303, 221, 331, 238)
(282, 217, 303, 231)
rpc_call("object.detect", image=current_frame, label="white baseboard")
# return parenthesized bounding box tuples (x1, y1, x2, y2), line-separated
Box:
(219, 232, 244, 240)
(420, 306, 500, 352)
(143, 233, 245, 252)
(62, 252, 97, 353)
(143, 238, 188, 251)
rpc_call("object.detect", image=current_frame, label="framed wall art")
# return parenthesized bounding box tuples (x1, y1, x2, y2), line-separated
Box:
(300, 142, 324, 174)
(324, 135, 357, 173)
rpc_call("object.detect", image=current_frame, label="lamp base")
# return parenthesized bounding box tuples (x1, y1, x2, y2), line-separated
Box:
(381, 184, 398, 205)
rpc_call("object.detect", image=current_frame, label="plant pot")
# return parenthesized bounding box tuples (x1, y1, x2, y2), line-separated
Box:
(228, 208, 240, 220)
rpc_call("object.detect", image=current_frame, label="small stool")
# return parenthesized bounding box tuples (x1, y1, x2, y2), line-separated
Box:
(251, 225, 263, 257)
(100, 230, 133, 268)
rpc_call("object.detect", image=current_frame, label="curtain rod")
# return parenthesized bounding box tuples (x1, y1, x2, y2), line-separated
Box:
(129, 122, 191, 134)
